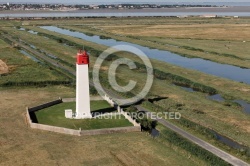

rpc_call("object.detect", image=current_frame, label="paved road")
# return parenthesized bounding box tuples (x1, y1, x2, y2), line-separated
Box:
(136, 105, 250, 166)
(5, 34, 249, 166)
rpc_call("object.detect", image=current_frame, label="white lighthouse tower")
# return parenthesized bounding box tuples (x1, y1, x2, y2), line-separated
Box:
(75, 50, 92, 119)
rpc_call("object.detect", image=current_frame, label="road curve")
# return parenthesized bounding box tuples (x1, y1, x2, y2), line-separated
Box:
(136, 105, 250, 166)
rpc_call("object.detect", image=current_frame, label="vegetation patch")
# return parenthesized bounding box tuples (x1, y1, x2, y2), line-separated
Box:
(0, 87, 201, 166)
(35, 101, 133, 130)
(131, 62, 218, 94)
(0, 37, 71, 87)
(159, 126, 230, 166)
(11, 22, 250, 149)
(34, 30, 218, 95)
(143, 101, 250, 160)
(125, 106, 158, 131)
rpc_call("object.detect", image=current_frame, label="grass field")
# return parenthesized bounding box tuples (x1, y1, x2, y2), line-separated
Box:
(60, 20, 250, 69)
(1, 27, 77, 65)
(0, 18, 250, 164)
(101, 24, 250, 41)
(0, 39, 10, 74)
(0, 38, 69, 87)
(35, 101, 133, 130)
(113, 63, 250, 147)
(16, 25, 250, 100)
(28, 23, 250, 98)
(0, 87, 207, 165)
(1, 20, 249, 147)
(27, 17, 249, 69)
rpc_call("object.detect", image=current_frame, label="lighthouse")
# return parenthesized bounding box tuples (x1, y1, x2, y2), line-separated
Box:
(75, 50, 92, 119)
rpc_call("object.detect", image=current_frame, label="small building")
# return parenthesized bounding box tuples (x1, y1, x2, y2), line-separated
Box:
(200, 15, 217, 18)
(177, 15, 188, 18)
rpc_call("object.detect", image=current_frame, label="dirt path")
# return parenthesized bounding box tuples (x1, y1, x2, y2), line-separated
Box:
(0, 59, 8, 75)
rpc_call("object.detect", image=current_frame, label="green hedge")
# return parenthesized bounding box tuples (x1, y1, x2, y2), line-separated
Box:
(154, 69, 217, 94)
(161, 128, 229, 166)
(1, 80, 71, 87)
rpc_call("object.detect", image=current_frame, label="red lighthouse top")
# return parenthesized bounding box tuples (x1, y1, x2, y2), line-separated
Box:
(77, 50, 89, 65)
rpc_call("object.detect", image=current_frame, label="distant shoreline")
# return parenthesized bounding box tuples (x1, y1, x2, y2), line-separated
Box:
(0, 6, 250, 14)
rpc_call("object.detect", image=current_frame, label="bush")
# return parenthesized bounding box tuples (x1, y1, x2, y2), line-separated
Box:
(90, 86, 98, 95)
(153, 69, 217, 94)
(139, 117, 158, 131)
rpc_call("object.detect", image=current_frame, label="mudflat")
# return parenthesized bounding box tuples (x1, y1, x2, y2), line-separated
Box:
(0, 6, 250, 14)
(0, 59, 8, 75)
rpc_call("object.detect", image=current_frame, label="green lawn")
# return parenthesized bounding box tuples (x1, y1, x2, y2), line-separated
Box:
(35, 101, 133, 130)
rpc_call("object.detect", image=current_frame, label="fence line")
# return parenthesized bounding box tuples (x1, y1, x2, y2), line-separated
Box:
(102, 94, 140, 127)
(26, 94, 141, 136)
(28, 98, 62, 112)
(80, 126, 141, 136)
(119, 107, 140, 127)
(62, 96, 104, 103)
